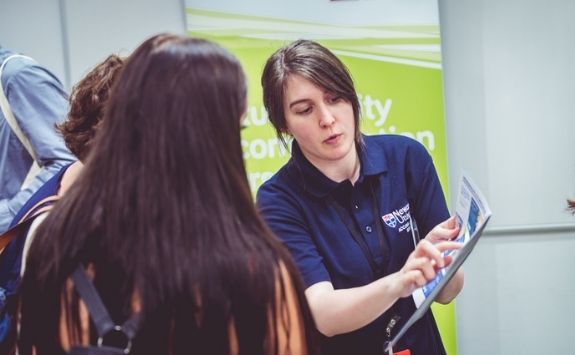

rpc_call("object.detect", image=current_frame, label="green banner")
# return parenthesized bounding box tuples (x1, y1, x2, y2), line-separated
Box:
(186, 4, 456, 353)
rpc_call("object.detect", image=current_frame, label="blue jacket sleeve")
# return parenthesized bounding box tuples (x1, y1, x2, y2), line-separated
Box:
(0, 58, 75, 231)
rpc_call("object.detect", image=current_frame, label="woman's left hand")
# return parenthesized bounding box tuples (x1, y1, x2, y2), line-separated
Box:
(424, 216, 465, 303)
(424, 216, 460, 244)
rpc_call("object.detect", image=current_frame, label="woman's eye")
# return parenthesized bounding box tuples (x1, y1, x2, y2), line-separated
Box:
(328, 96, 342, 103)
(296, 107, 312, 115)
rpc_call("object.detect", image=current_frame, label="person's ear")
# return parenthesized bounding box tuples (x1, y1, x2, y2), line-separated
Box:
(280, 125, 292, 136)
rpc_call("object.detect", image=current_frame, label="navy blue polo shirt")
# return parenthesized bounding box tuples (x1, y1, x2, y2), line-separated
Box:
(257, 134, 449, 355)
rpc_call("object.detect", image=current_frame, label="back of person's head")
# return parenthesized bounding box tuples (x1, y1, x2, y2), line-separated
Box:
(58, 55, 124, 161)
(100, 33, 248, 193)
(19, 34, 315, 354)
(261, 39, 361, 147)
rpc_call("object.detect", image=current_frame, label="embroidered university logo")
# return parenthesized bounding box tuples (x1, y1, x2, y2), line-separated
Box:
(381, 203, 411, 229)
(382, 214, 397, 228)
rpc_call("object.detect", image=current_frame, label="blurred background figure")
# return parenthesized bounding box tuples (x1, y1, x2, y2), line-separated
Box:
(0, 46, 75, 233)
(0, 54, 125, 351)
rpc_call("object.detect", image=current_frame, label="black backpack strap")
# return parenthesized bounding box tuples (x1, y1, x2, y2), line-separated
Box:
(71, 266, 115, 338)
(71, 265, 141, 354)
(119, 313, 140, 341)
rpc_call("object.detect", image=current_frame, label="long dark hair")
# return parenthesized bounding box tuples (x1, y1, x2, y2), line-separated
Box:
(18, 34, 317, 354)
(261, 39, 362, 149)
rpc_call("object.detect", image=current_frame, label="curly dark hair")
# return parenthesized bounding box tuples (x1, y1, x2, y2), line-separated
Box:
(57, 54, 124, 161)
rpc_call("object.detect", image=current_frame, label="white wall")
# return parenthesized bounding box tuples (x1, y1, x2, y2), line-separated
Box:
(62, 0, 186, 87)
(0, 0, 67, 82)
(0, 0, 187, 89)
(439, 0, 575, 354)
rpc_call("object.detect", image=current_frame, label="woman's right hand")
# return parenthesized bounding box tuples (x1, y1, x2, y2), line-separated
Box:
(389, 239, 462, 298)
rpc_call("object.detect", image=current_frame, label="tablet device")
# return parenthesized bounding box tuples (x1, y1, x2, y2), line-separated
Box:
(384, 215, 490, 353)
(385, 174, 491, 353)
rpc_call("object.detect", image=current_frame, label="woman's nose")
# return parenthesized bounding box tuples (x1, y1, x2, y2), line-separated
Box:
(318, 105, 335, 128)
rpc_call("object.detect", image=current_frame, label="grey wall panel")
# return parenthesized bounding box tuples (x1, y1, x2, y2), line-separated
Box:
(440, 0, 575, 353)
(63, 0, 186, 87)
(439, 0, 490, 207)
(0, 0, 67, 84)
(480, 0, 575, 227)
(0, 0, 185, 88)
(456, 231, 575, 355)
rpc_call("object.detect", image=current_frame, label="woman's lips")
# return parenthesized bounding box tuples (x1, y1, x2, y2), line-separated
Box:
(324, 133, 342, 144)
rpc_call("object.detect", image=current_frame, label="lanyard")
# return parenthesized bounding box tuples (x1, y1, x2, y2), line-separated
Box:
(329, 179, 407, 353)
(369, 182, 391, 274)
(327, 179, 390, 280)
